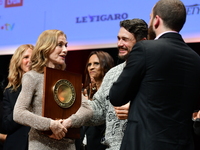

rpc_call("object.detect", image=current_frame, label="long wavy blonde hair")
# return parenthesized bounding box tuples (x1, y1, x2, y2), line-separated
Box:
(31, 29, 67, 73)
(6, 44, 34, 91)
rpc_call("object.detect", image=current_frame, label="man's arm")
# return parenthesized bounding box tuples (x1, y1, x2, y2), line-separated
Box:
(109, 42, 145, 106)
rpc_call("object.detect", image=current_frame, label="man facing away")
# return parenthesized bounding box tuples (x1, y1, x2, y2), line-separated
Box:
(109, 0, 200, 150)
(63, 18, 148, 150)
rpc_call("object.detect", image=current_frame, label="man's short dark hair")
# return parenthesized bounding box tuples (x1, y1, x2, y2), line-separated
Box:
(153, 0, 186, 32)
(120, 18, 148, 42)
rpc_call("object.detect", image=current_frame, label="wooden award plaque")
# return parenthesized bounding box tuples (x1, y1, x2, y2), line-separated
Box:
(42, 67, 82, 139)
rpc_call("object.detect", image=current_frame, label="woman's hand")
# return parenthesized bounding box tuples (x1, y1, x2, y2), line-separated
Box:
(0, 133, 7, 142)
(49, 120, 67, 140)
(88, 77, 97, 99)
(193, 110, 200, 120)
(82, 88, 89, 99)
(82, 77, 97, 100)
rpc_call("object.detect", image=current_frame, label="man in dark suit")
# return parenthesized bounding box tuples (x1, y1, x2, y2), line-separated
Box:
(109, 0, 200, 150)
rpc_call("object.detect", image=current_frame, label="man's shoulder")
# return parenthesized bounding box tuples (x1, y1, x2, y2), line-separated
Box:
(135, 39, 172, 52)
(97, 63, 125, 91)
(107, 62, 125, 74)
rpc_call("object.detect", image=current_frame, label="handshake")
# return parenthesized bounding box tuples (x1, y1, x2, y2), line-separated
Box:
(49, 118, 72, 140)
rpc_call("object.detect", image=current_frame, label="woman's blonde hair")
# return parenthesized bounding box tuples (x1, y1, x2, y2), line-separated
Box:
(6, 44, 34, 91)
(31, 29, 67, 73)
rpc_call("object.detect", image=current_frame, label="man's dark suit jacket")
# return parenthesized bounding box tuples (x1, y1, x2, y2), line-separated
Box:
(2, 86, 30, 150)
(109, 33, 200, 150)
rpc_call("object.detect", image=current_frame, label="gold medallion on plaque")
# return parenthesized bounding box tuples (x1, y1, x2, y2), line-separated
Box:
(53, 79, 76, 108)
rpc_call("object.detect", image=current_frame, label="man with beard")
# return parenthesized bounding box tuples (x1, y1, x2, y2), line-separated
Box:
(64, 18, 148, 150)
(109, 0, 200, 150)
(86, 18, 148, 150)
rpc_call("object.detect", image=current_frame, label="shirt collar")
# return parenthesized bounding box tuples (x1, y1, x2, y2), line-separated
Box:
(154, 31, 178, 40)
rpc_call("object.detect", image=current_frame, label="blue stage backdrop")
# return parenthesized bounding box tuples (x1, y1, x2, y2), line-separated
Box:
(0, 0, 199, 55)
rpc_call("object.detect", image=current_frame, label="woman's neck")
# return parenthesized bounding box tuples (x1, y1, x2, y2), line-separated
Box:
(46, 62, 62, 70)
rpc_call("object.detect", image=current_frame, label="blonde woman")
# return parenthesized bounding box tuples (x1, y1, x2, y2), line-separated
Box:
(13, 30, 92, 150)
(2, 44, 33, 150)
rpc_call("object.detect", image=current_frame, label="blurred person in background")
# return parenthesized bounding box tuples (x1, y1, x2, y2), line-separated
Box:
(80, 51, 114, 150)
(0, 74, 7, 150)
(2, 44, 33, 150)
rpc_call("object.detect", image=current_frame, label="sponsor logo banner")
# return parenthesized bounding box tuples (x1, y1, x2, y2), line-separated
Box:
(5, 0, 23, 8)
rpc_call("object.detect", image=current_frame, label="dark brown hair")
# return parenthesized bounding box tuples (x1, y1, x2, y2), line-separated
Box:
(120, 18, 148, 42)
(84, 51, 114, 88)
